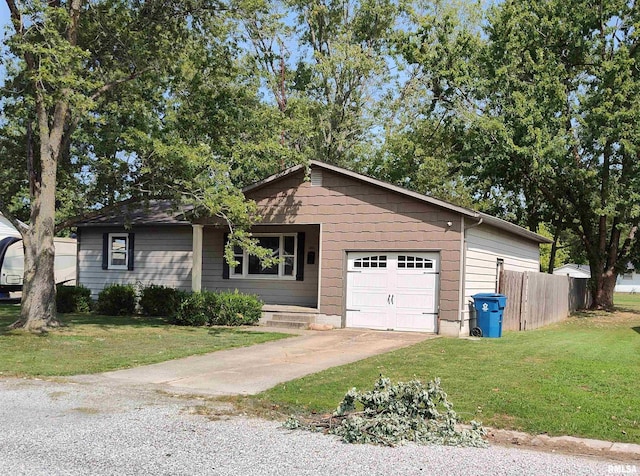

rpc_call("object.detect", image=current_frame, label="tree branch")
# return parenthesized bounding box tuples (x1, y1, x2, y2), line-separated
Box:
(90, 67, 153, 101)
(0, 200, 29, 235)
(5, 0, 23, 34)
(617, 224, 639, 266)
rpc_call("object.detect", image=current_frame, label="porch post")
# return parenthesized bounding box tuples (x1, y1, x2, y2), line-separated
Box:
(192, 225, 203, 292)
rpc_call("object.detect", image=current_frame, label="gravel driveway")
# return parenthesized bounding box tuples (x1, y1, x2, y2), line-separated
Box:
(0, 378, 617, 476)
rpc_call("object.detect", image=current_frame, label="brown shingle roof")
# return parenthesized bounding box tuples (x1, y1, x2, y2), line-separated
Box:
(76, 200, 192, 227)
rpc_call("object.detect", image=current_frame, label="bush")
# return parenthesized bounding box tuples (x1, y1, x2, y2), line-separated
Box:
(139, 284, 186, 317)
(95, 284, 136, 316)
(56, 285, 92, 313)
(172, 290, 263, 326)
(173, 292, 209, 326)
(210, 290, 263, 326)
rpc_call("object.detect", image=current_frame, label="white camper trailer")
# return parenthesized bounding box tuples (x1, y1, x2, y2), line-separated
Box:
(0, 214, 77, 296)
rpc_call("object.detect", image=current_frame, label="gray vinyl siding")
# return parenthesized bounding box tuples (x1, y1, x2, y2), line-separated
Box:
(465, 225, 540, 299)
(78, 226, 192, 298)
(461, 224, 541, 331)
(202, 225, 319, 307)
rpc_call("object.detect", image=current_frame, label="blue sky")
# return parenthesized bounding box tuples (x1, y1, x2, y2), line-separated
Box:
(1, 1, 10, 85)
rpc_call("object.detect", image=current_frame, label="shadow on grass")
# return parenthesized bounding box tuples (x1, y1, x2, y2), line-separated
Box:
(615, 307, 640, 315)
(206, 326, 283, 338)
(0, 308, 174, 335)
(65, 313, 171, 329)
(633, 327, 640, 335)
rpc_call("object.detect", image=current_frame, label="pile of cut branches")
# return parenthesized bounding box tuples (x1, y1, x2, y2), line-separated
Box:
(284, 376, 487, 448)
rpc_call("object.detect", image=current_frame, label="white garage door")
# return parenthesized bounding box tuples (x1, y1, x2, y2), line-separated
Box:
(346, 252, 439, 332)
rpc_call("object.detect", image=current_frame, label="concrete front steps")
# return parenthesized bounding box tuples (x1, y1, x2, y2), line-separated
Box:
(260, 305, 320, 330)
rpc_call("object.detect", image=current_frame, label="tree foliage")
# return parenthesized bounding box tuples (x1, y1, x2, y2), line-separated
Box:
(463, 0, 640, 307)
(0, 0, 286, 330)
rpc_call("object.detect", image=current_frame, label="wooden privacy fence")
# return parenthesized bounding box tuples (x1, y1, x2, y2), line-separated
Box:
(499, 271, 591, 331)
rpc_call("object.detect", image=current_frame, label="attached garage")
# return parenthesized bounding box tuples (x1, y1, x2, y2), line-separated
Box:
(346, 252, 439, 332)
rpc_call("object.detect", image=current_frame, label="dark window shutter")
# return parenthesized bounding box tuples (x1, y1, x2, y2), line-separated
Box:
(127, 233, 135, 271)
(296, 232, 305, 281)
(102, 233, 109, 270)
(222, 232, 230, 279)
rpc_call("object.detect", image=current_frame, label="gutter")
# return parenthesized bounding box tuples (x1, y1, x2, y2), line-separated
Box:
(459, 217, 483, 332)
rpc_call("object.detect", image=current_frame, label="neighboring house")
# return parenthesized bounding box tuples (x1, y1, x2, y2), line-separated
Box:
(0, 213, 77, 293)
(553, 263, 640, 293)
(76, 161, 550, 336)
(615, 266, 640, 293)
(553, 264, 591, 279)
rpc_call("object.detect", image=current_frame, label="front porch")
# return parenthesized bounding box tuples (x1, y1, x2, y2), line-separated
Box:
(191, 224, 323, 319)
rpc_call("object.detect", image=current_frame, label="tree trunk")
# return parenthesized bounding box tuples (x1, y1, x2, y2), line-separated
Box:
(10, 102, 64, 331)
(547, 235, 560, 274)
(590, 268, 617, 310)
(10, 139, 60, 331)
(13, 226, 58, 331)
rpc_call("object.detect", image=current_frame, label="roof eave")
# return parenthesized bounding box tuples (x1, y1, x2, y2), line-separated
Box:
(243, 160, 550, 244)
(478, 213, 552, 244)
(76, 221, 191, 228)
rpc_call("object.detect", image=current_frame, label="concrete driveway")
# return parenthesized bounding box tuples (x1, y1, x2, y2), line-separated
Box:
(93, 328, 435, 396)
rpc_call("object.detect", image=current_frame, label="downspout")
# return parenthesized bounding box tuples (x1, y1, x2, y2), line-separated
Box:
(459, 216, 483, 334)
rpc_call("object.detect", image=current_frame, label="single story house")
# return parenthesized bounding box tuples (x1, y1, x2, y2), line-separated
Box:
(615, 267, 640, 293)
(76, 161, 550, 336)
(553, 263, 640, 293)
(552, 264, 591, 279)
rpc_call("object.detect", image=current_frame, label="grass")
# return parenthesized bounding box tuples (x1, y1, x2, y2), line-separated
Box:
(613, 292, 640, 312)
(245, 294, 640, 444)
(0, 304, 290, 377)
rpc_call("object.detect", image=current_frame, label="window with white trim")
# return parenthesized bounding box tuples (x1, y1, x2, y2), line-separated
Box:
(231, 234, 297, 279)
(108, 233, 129, 270)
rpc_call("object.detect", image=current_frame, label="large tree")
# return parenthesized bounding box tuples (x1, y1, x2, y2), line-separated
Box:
(241, 0, 399, 167)
(463, 0, 640, 308)
(366, 0, 483, 206)
(1, 0, 270, 331)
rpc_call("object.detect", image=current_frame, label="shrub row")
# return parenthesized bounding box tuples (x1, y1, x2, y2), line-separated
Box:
(56, 285, 92, 313)
(174, 290, 263, 326)
(56, 283, 262, 327)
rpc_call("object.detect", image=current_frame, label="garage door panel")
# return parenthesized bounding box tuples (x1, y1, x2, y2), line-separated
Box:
(395, 312, 436, 333)
(350, 291, 389, 308)
(395, 292, 436, 311)
(396, 273, 436, 290)
(346, 310, 389, 330)
(346, 271, 389, 310)
(348, 272, 388, 289)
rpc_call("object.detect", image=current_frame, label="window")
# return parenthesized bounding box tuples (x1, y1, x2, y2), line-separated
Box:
(108, 233, 129, 270)
(353, 255, 387, 269)
(231, 234, 297, 279)
(623, 270, 634, 280)
(397, 255, 432, 269)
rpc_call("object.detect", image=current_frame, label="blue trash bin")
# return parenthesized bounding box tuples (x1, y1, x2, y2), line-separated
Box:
(471, 293, 507, 338)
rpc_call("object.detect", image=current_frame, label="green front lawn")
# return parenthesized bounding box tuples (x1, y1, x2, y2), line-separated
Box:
(614, 292, 640, 312)
(251, 304, 640, 444)
(0, 305, 290, 376)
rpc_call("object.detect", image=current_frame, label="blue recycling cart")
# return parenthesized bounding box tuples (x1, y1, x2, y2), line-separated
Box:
(471, 293, 507, 338)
